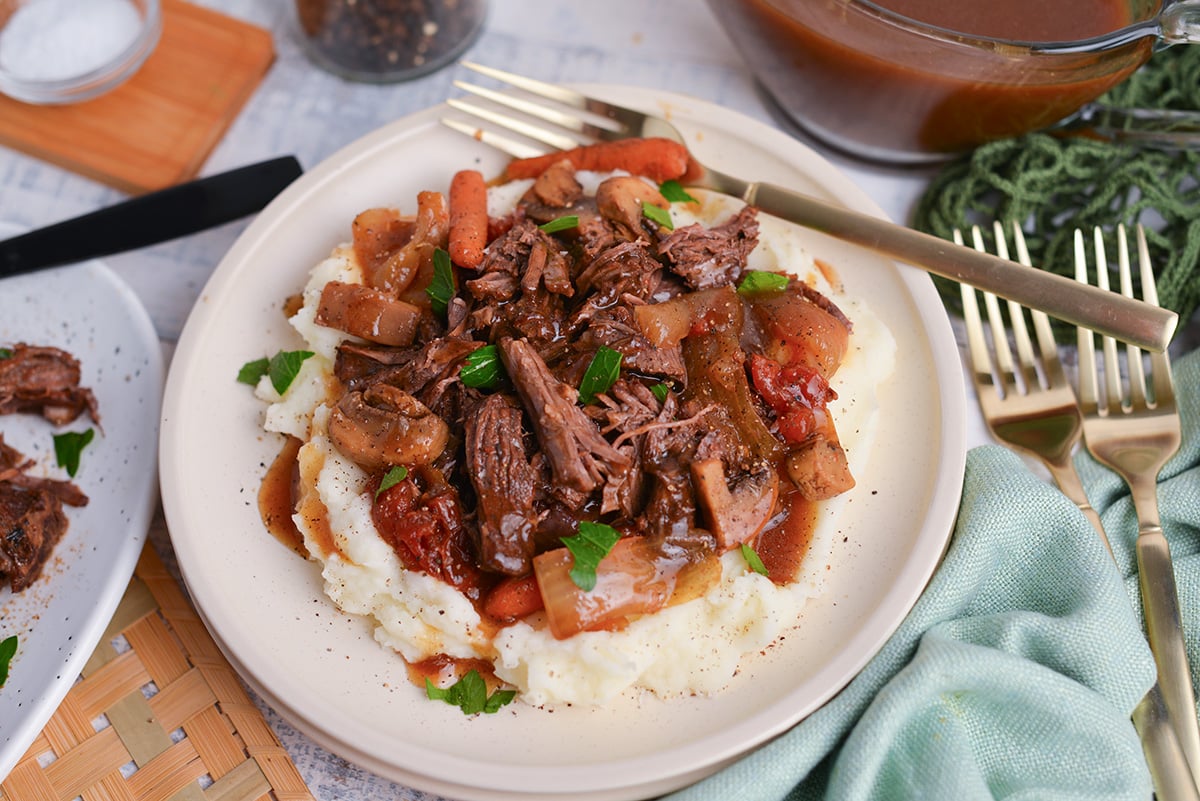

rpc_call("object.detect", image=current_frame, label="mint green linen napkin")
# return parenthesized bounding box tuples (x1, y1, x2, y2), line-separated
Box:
(667, 348, 1200, 801)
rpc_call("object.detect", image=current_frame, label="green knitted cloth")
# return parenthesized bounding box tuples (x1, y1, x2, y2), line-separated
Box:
(912, 45, 1200, 325)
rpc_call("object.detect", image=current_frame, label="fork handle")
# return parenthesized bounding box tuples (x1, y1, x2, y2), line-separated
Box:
(1135, 685, 1200, 801)
(1044, 461, 1116, 559)
(742, 183, 1178, 352)
(1137, 524, 1200, 784)
(1043, 462, 1196, 796)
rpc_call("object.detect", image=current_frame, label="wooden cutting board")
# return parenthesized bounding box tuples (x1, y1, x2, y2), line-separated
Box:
(0, 0, 275, 193)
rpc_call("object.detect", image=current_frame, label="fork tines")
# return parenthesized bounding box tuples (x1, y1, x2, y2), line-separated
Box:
(443, 62, 622, 158)
(1074, 224, 1175, 415)
(957, 222, 1064, 400)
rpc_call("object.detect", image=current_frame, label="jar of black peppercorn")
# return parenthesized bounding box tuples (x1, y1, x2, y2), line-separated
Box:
(294, 0, 487, 82)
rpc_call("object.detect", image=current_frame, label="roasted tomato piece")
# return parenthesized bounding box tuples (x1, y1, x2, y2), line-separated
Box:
(748, 354, 837, 445)
(371, 474, 486, 601)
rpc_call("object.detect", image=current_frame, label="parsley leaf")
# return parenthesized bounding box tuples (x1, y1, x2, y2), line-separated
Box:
(540, 215, 579, 234)
(740, 543, 769, 577)
(578, 346, 622, 404)
(0, 635, 16, 687)
(53, 428, 94, 477)
(641, 201, 673, 230)
(268, 350, 315, 395)
(426, 669, 516, 715)
(460, 344, 503, 389)
(563, 521, 621, 591)
(0, 347, 11, 360)
(237, 357, 270, 385)
(238, 351, 315, 394)
(426, 247, 457, 316)
(659, 179, 697, 204)
(376, 465, 408, 497)
(737, 270, 789, 296)
(650, 382, 671, 403)
(484, 687, 519, 713)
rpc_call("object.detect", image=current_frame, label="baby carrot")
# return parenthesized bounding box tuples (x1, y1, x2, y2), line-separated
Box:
(482, 573, 544, 622)
(448, 169, 488, 270)
(505, 137, 692, 183)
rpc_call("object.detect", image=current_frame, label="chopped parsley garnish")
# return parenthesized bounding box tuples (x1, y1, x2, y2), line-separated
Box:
(268, 350, 315, 395)
(425, 669, 516, 715)
(460, 344, 503, 389)
(577, 346, 622, 404)
(426, 247, 457, 316)
(650, 382, 671, 403)
(237, 350, 315, 395)
(237, 357, 270, 385)
(376, 465, 408, 497)
(0, 635, 16, 687)
(563, 521, 621, 591)
(0, 348, 11, 360)
(539, 215, 579, 234)
(659, 179, 697, 204)
(641, 201, 673, 230)
(53, 428, 94, 477)
(737, 270, 789, 296)
(740, 543, 769, 577)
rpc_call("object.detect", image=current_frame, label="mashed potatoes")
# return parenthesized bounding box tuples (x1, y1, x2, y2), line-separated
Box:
(257, 178, 896, 707)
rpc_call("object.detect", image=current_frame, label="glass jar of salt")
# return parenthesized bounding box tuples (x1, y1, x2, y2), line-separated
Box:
(0, 0, 161, 105)
(293, 0, 487, 83)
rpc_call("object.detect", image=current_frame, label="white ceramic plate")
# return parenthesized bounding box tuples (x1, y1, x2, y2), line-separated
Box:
(160, 86, 966, 801)
(0, 243, 162, 781)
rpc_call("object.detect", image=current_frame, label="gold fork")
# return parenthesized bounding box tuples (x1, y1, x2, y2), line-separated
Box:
(441, 62, 1175, 351)
(962, 222, 1198, 800)
(1075, 224, 1200, 787)
(957, 222, 1111, 553)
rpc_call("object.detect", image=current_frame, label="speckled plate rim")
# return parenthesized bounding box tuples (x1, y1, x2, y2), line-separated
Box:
(0, 244, 163, 782)
(159, 85, 966, 801)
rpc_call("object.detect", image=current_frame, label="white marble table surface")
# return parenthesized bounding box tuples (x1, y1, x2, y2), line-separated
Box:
(1, 2, 1192, 798)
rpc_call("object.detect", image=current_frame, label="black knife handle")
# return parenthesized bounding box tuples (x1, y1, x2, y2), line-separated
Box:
(0, 155, 304, 279)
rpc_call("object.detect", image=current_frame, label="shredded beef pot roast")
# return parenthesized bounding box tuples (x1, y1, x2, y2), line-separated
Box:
(309, 163, 856, 636)
(0, 344, 99, 426)
(0, 343, 95, 593)
(0, 435, 88, 592)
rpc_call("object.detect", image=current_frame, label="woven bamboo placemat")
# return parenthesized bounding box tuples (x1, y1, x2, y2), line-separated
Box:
(0, 544, 314, 801)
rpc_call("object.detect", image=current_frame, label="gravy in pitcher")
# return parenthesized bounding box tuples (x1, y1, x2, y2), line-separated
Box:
(710, 0, 1157, 160)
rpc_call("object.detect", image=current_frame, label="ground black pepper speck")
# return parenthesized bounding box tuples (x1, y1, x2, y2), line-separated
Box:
(296, 0, 485, 78)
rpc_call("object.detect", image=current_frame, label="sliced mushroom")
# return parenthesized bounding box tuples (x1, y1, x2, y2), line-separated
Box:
(328, 384, 449, 471)
(690, 458, 780, 551)
(786, 437, 855, 501)
(595, 176, 669, 239)
(530, 158, 583, 207)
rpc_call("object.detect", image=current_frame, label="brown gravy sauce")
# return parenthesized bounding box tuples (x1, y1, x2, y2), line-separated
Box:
(260, 435, 342, 560)
(757, 487, 817, 584)
(713, 0, 1154, 155)
(870, 0, 1134, 40)
(407, 654, 503, 692)
(258, 436, 307, 557)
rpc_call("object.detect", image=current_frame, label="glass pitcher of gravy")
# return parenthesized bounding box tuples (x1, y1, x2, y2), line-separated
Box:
(709, 0, 1199, 163)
